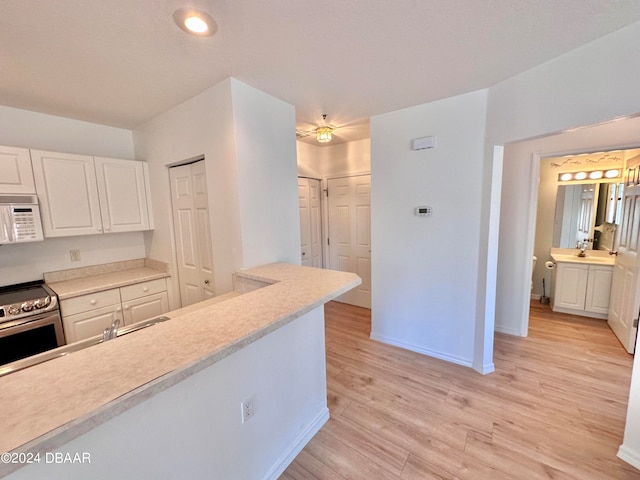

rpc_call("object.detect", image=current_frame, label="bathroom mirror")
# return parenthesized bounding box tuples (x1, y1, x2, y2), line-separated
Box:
(552, 181, 623, 250)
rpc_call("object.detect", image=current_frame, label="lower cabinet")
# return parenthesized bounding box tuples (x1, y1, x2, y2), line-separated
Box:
(552, 262, 613, 319)
(61, 278, 168, 343)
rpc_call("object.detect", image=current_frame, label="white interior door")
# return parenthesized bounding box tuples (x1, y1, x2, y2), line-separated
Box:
(169, 161, 215, 307)
(609, 162, 640, 353)
(328, 175, 371, 308)
(298, 178, 323, 268)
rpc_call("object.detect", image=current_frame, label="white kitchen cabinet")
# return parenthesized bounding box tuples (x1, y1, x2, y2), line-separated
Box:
(552, 262, 613, 319)
(120, 278, 169, 326)
(123, 292, 169, 325)
(62, 303, 122, 344)
(31, 150, 103, 237)
(60, 279, 168, 343)
(0, 146, 36, 194)
(94, 157, 151, 233)
(31, 149, 152, 238)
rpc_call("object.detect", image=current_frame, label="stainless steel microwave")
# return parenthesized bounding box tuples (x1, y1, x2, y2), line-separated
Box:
(0, 195, 44, 244)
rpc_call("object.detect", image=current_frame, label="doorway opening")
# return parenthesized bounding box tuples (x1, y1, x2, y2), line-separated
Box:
(498, 114, 640, 353)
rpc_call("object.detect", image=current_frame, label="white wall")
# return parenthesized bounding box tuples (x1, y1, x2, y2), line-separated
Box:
(4, 306, 329, 480)
(296, 139, 371, 179)
(487, 21, 640, 467)
(296, 142, 323, 178)
(133, 79, 241, 306)
(620, 343, 640, 469)
(134, 78, 301, 304)
(230, 79, 301, 269)
(370, 89, 488, 369)
(0, 107, 145, 285)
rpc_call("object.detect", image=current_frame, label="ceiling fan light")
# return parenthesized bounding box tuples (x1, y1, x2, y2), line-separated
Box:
(316, 126, 333, 143)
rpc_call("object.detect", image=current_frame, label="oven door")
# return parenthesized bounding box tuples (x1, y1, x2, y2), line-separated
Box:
(0, 312, 65, 366)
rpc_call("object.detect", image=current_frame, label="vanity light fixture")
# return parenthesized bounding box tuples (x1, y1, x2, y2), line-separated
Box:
(558, 169, 622, 182)
(173, 8, 217, 37)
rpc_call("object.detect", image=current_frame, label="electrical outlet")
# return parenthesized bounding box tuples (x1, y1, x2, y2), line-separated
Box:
(241, 396, 255, 423)
(69, 249, 81, 262)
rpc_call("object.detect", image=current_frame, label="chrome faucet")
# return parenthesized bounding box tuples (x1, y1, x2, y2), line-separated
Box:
(102, 319, 120, 342)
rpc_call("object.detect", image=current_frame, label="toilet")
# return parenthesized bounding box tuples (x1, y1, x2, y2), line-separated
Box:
(532, 256, 537, 291)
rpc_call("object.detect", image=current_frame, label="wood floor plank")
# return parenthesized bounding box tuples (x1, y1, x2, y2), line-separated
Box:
(280, 301, 637, 479)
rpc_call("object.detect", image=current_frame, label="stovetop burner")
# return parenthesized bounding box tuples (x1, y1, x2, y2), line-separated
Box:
(0, 280, 58, 321)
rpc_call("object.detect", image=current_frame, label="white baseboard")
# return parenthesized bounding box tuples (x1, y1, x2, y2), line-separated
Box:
(370, 332, 473, 369)
(618, 444, 640, 471)
(264, 407, 330, 480)
(495, 325, 527, 336)
(530, 293, 541, 300)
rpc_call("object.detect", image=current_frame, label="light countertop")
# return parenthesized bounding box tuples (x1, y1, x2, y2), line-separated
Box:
(45, 259, 170, 300)
(0, 263, 360, 475)
(550, 248, 616, 266)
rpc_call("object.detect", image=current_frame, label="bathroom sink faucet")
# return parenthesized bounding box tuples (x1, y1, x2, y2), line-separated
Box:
(576, 241, 587, 257)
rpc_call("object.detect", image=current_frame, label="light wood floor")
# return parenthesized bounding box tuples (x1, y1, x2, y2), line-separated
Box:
(280, 301, 638, 479)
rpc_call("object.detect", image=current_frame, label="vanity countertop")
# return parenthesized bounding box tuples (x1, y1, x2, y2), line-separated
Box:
(0, 263, 360, 473)
(45, 258, 170, 300)
(550, 251, 616, 266)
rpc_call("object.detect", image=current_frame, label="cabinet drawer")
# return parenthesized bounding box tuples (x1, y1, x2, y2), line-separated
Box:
(60, 289, 121, 316)
(120, 278, 166, 302)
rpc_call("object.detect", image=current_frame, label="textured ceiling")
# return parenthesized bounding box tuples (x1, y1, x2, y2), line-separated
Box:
(2, 0, 640, 145)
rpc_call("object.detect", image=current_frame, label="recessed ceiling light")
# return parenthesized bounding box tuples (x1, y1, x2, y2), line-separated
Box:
(173, 8, 217, 37)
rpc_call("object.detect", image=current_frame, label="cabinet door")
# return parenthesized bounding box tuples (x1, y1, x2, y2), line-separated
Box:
(554, 263, 589, 310)
(0, 146, 35, 194)
(62, 304, 122, 343)
(94, 157, 150, 233)
(122, 292, 169, 326)
(31, 150, 103, 237)
(585, 265, 614, 314)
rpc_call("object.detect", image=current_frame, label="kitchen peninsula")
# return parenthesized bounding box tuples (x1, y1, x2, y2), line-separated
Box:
(0, 263, 360, 480)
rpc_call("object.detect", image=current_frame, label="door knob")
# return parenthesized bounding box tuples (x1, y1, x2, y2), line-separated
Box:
(204, 279, 210, 285)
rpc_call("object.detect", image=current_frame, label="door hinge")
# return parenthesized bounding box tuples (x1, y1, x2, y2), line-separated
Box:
(324, 188, 328, 197)
(327, 237, 330, 245)
(634, 318, 638, 328)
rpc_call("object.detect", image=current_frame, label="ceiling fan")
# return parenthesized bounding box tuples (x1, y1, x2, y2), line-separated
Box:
(296, 114, 337, 143)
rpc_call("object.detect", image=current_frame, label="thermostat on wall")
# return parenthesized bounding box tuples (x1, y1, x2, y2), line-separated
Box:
(415, 206, 432, 216)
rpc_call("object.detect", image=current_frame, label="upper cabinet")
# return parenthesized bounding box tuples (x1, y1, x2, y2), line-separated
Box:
(0, 146, 36, 194)
(94, 157, 151, 233)
(31, 150, 153, 238)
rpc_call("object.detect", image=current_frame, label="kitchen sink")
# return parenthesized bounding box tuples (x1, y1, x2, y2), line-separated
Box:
(0, 316, 171, 378)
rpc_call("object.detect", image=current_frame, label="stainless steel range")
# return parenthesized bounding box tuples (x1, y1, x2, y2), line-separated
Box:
(0, 280, 65, 366)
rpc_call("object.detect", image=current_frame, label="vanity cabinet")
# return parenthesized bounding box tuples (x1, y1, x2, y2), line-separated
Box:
(552, 262, 613, 319)
(30, 150, 152, 238)
(61, 279, 168, 343)
(0, 145, 36, 194)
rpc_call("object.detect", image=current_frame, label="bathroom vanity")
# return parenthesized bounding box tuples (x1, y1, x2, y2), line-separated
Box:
(550, 251, 615, 319)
